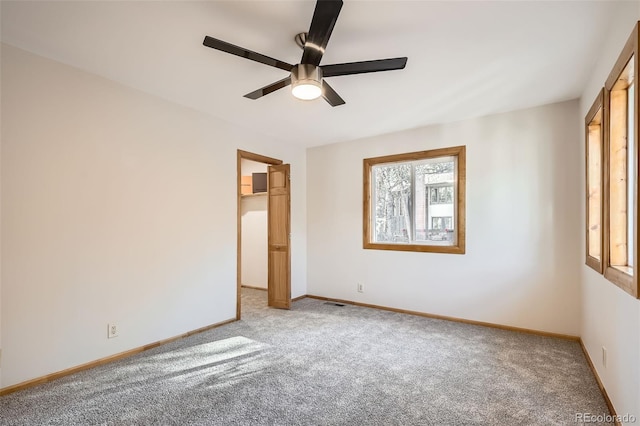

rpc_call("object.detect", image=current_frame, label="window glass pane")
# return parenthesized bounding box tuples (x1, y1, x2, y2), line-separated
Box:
(415, 156, 456, 245)
(587, 108, 602, 261)
(372, 163, 412, 243)
(609, 56, 633, 273)
(627, 82, 634, 269)
(372, 156, 456, 246)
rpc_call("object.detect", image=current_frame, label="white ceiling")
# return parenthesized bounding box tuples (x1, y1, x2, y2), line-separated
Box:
(1, 1, 617, 147)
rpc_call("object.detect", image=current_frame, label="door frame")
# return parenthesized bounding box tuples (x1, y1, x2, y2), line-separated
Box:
(236, 149, 283, 320)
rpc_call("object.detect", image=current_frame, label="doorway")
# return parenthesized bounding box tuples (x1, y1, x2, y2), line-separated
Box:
(237, 150, 291, 319)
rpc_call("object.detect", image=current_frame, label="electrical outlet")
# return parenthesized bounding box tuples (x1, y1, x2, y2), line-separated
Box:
(108, 324, 119, 339)
(357, 283, 364, 293)
(602, 346, 607, 368)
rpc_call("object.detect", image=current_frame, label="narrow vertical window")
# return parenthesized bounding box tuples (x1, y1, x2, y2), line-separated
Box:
(608, 58, 634, 276)
(603, 24, 638, 297)
(585, 90, 604, 273)
(608, 68, 631, 274)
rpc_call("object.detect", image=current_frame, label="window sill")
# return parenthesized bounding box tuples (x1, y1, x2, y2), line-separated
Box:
(611, 265, 633, 276)
(585, 256, 603, 274)
(604, 265, 637, 298)
(363, 241, 465, 254)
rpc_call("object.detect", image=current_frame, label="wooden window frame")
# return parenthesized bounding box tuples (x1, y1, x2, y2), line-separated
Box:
(602, 23, 639, 298)
(363, 145, 466, 254)
(585, 89, 604, 273)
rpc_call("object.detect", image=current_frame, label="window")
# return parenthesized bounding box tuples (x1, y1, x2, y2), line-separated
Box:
(431, 216, 453, 230)
(585, 90, 604, 273)
(600, 23, 638, 298)
(430, 186, 453, 204)
(363, 146, 466, 254)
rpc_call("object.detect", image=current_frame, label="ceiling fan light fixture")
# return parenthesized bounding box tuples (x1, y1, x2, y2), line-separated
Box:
(292, 81, 322, 100)
(291, 64, 323, 101)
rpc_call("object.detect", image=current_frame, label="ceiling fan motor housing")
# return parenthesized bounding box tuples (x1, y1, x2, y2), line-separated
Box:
(292, 64, 322, 85)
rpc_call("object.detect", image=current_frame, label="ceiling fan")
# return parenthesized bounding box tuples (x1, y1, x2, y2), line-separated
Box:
(202, 0, 407, 107)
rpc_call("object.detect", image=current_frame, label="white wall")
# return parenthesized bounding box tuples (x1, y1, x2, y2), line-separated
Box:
(307, 100, 581, 336)
(0, 44, 307, 388)
(241, 159, 267, 289)
(579, 5, 640, 422)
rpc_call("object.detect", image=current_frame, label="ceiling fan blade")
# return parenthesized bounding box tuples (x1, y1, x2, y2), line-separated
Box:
(322, 57, 408, 77)
(301, 0, 343, 66)
(322, 81, 345, 107)
(203, 36, 294, 72)
(244, 77, 292, 100)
